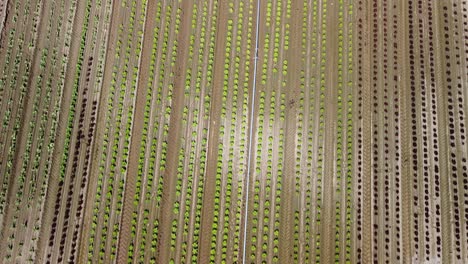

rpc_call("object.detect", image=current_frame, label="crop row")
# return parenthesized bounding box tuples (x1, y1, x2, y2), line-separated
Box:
(247, 0, 290, 262)
(2, 0, 81, 259)
(433, 3, 467, 261)
(209, 0, 252, 263)
(125, 2, 178, 263)
(0, 0, 42, 227)
(44, 0, 107, 261)
(85, 0, 148, 261)
(167, 1, 218, 263)
(291, 1, 318, 261)
(251, 91, 285, 263)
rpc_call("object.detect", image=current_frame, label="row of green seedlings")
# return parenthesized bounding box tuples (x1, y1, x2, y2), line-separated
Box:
(46, 57, 93, 263)
(189, 0, 217, 262)
(316, 0, 328, 259)
(7, 1, 73, 252)
(312, 0, 328, 261)
(251, 91, 285, 263)
(270, 0, 289, 257)
(47, 2, 112, 262)
(0, 0, 41, 223)
(332, 0, 353, 261)
(1, 1, 46, 250)
(260, 0, 291, 86)
(292, 0, 314, 261)
(343, 0, 353, 261)
(90, 0, 113, 96)
(3, 48, 50, 262)
(209, 0, 252, 261)
(0, 1, 44, 212)
(15, 0, 61, 209)
(0, 0, 42, 99)
(218, 1, 253, 262)
(5, 0, 80, 258)
(4, 0, 65, 217)
(87, 0, 147, 261)
(128, 2, 168, 263)
(240, 7, 253, 262)
(0, 0, 41, 103)
(250, 0, 287, 260)
(168, 1, 216, 263)
(283, 0, 326, 259)
(45, 55, 94, 264)
(45, 0, 95, 260)
(125, 1, 170, 263)
(88, 3, 124, 262)
(21, 0, 80, 257)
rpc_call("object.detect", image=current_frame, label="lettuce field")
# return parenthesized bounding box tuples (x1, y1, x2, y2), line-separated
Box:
(0, 0, 467, 263)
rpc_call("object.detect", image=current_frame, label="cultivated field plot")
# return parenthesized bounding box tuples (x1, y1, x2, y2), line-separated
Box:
(0, 0, 467, 263)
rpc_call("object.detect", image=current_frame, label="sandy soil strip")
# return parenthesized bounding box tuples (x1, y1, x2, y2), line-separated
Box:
(154, 1, 192, 262)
